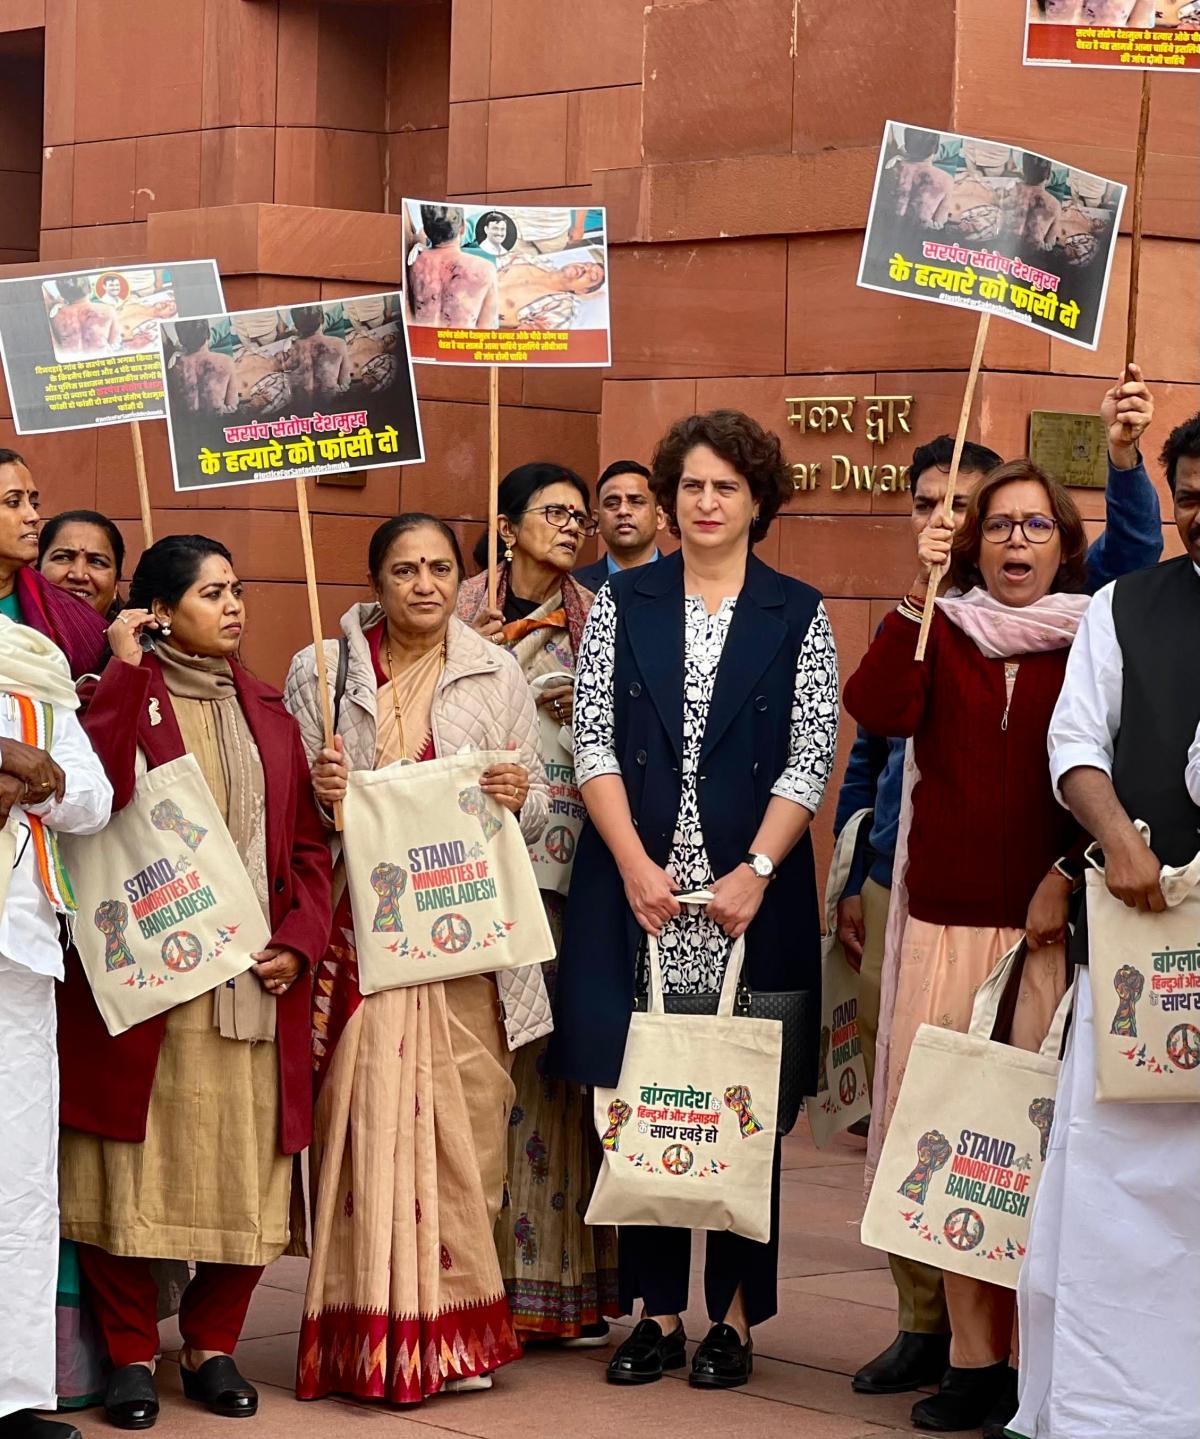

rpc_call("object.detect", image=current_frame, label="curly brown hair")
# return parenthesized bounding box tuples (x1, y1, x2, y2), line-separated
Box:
(650, 410, 792, 546)
(949, 459, 1089, 595)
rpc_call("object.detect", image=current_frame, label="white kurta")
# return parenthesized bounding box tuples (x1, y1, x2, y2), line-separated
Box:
(1018, 575, 1200, 1437)
(0, 693, 111, 1417)
(1013, 979, 1200, 1437)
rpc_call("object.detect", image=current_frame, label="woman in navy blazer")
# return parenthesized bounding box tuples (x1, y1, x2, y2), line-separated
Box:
(550, 410, 839, 1390)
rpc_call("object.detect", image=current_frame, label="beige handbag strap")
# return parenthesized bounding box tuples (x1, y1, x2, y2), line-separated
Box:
(824, 807, 871, 936)
(1038, 980, 1077, 1062)
(967, 935, 1076, 1061)
(645, 889, 748, 1018)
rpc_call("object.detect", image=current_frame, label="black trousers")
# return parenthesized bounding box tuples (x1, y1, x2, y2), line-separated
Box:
(617, 1137, 783, 1329)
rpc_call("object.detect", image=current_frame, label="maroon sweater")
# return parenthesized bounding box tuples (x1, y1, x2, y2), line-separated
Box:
(843, 610, 1080, 929)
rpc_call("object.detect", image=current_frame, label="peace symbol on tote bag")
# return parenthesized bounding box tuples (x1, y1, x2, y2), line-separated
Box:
(586, 897, 782, 1244)
(1086, 823, 1200, 1103)
(861, 940, 1073, 1290)
(342, 749, 555, 994)
(806, 808, 872, 1148)
(59, 753, 271, 1036)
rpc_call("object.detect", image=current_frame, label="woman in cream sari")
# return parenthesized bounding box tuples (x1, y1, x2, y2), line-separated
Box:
(284, 515, 548, 1404)
(458, 463, 620, 1345)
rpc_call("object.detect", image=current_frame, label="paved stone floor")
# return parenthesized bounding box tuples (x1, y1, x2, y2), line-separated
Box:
(77, 1128, 978, 1438)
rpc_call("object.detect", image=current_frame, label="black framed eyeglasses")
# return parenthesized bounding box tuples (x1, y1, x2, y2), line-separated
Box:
(526, 503, 599, 538)
(982, 515, 1058, 545)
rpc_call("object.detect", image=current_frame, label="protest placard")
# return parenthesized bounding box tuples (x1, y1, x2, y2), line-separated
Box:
(402, 200, 611, 367)
(857, 123, 1126, 353)
(1023, 0, 1200, 72)
(158, 292, 423, 492)
(0, 261, 224, 435)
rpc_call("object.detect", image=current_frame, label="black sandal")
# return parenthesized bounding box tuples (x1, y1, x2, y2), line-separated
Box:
(180, 1356, 258, 1418)
(103, 1364, 159, 1431)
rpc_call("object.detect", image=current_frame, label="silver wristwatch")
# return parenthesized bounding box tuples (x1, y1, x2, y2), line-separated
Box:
(744, 852, 776, 880)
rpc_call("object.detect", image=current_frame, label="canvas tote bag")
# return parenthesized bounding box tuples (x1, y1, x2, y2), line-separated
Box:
(1086, 823, 1200, 1103)
(861, 940, 1073, 1289)
(807, 808, 872, 1147)
(586, 897, 782, 1243)
(525, 671, 584, 897)
(59, 753, 270, 1036)
(342, 748, 555, 994)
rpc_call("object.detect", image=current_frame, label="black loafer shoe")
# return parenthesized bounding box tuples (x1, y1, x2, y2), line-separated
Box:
(0, 1411, 84, 1439)
(689, 1323, 752, 1390)
(103, 1365, 159, 1431)
(606, 1319, 687, 1385)
(981, 1367, 1019, 1439)
(852, 1331, 951, 1394)
(912, 1362, 1010, 1432)
(180, 1356, 258, 1418)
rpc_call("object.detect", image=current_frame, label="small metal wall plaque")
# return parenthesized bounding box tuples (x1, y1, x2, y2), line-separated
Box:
(1029, 410, 1107, 490)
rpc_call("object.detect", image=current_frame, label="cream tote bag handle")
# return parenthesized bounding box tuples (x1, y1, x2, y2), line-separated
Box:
(645, 889, 747, 1019)
(1086, 820, 1200, 909)
(824, 808, 871, 936)
(967, 936, 1076, 1061)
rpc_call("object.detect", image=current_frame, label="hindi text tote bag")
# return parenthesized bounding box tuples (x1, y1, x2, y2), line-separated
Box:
(586, 907, 782, 1243)
(861, 940, 1073, 1289)
(525, 672, 584, 897)
(342, 749, 555, 993)
(1086, 824, 1200, 1103)
(807, 808, 872, 1147)
(59, 753, 270, 1036)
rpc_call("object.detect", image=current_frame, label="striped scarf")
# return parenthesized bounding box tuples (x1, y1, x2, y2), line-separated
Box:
(7, 690, 76, 912)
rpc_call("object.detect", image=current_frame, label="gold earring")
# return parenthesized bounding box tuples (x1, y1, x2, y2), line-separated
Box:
(503, 542, 513, 562)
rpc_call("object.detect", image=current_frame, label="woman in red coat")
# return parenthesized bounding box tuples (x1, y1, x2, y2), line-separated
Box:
(843, 463, 1088, 1438)
(56, 535, 332, 1431)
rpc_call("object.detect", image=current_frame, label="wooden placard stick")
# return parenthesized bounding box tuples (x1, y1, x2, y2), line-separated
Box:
(487, 363, 500, 612)
(294, 476, 342, 830)
(130, 419, 153, 547)
(1124, 71, 1153, 372)
(915, 312, 991, 662)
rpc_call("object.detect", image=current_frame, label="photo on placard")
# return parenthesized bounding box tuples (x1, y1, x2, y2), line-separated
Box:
(1024, 0, 1200, 69)
(158, 291, 423, 492)
(402, 198, 611, 367)
(0, 260, 225, 435)
(857, 122, 1126, 350)
(41, 268, 181, 364)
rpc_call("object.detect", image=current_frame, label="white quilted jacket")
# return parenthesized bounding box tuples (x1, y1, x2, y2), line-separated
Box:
(284, 602, 554, 1050)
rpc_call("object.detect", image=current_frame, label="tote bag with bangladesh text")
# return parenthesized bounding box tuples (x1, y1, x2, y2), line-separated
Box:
(59, 753, 270, 1036)
(586, 907, 781, 1244)
(806, 808, 872, 1147)
(860, 940, 1073, 1290)
(1086, 823, 1200, 1103)
(342, 749, 555, 993)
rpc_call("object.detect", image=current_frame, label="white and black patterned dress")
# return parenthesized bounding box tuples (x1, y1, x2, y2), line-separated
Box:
(574, 586, 838, 993)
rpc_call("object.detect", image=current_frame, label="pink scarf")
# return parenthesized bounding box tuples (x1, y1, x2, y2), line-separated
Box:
(935, 587, 1091, 659)
(864, 587, 1089, 1195)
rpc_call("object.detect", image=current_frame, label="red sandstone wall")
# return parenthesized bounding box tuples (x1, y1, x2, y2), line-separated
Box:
(0, 0, 1196, 874)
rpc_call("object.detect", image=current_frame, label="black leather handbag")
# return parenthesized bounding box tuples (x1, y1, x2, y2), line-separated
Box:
(633, 902, 819, 1138)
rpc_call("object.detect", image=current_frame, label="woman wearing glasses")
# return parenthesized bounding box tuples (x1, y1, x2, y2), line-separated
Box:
(458, 463, 620, 1345)
(843, 460, 1089, 1439)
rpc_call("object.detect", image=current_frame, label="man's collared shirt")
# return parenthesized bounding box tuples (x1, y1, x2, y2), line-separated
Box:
(605, 547, 660, 576)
